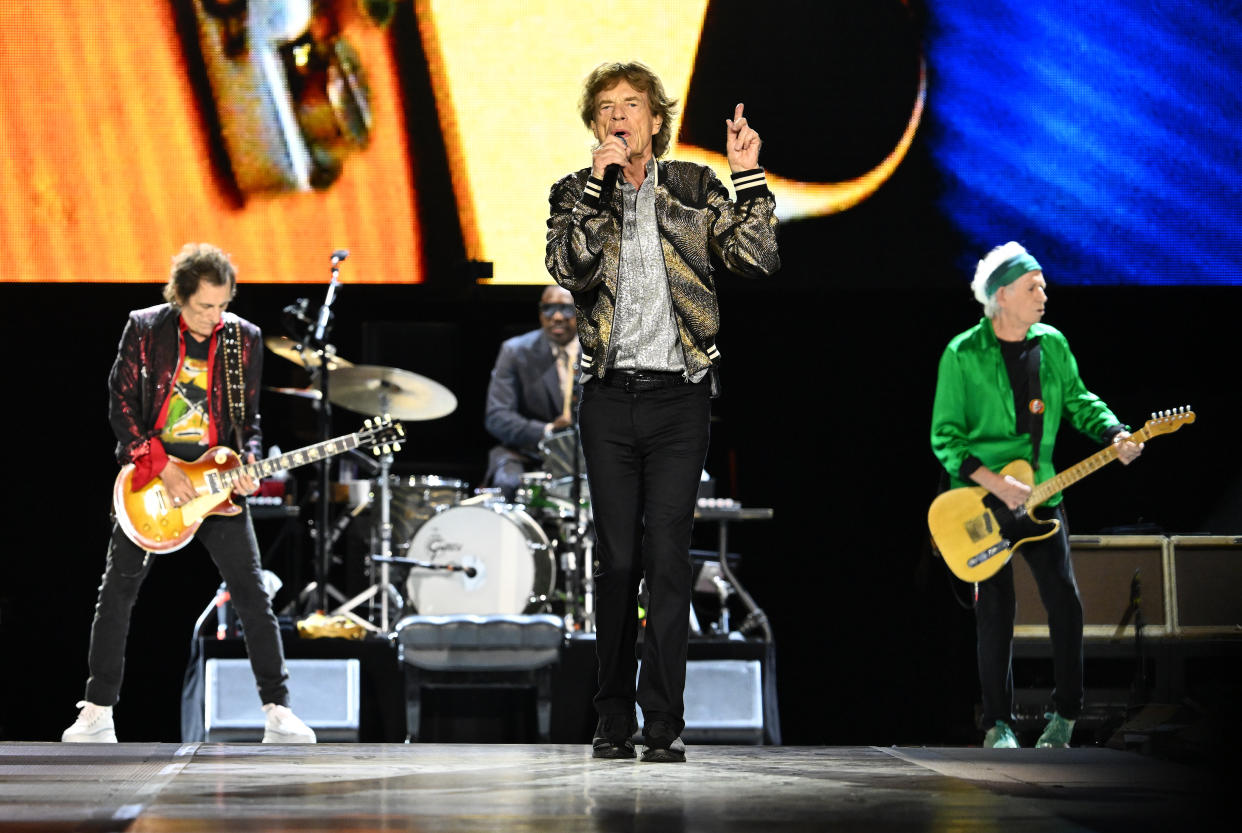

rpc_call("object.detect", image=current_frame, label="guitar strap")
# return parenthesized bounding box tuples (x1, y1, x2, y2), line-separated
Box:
(1025, 340, 1044, 469)
(222, 318, 247, 452)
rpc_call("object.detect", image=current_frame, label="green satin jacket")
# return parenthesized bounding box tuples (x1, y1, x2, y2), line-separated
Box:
(930, 319, 1120, 506)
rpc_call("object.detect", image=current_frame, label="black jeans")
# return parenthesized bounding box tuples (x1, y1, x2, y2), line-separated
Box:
(84, 506, 289, 707)
(579, 378, 710, 736)
(976, 504, 1083, 727)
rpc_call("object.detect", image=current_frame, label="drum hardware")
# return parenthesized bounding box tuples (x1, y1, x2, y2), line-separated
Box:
(327, 364, 457, 422)
(273, 251, 354, 615)
(264, 336, 353, 371)
(692, 561, 735, 635)
(264, 384, 323, 400)
(328, 445, 405, 632)
(388, 474, 469, 545)
(371, 554, 476, 577)
(537, 427, 594, 632)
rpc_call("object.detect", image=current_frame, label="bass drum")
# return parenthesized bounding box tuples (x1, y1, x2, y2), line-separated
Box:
(404, 503, 554, 615)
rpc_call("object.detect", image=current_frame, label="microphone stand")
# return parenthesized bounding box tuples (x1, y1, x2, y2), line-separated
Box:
(303, 251, 346, 613)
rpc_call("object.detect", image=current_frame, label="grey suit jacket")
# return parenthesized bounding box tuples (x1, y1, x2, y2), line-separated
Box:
(483, 328, 576, 484)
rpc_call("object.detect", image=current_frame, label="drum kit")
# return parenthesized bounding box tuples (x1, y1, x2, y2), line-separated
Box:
(265, 337, 596, 634)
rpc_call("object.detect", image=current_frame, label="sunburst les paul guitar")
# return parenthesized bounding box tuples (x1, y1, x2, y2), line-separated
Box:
(928, 407, 1194, 583)
(114, 415, 404, 553)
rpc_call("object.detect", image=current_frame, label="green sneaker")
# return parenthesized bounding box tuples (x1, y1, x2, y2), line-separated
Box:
(1035, 712, 1075, 748)
(983, 720, 1019, 748)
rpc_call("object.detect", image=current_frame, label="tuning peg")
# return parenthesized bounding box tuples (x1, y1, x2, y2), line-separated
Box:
(364, 418, 373, 428)
(392, 442, 402, 452)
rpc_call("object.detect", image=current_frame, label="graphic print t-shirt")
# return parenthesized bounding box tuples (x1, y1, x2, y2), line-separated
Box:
(161, 334, 211, 462)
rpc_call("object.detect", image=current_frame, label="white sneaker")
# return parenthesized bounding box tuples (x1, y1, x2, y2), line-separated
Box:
(262, 704, 317, 744)
(62, 701, 117, 743)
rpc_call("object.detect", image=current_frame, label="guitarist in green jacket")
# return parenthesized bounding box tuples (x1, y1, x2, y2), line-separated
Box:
(930, 242, 1144, 749)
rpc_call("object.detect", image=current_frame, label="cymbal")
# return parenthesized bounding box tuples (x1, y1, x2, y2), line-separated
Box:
(265, 336, 354, 370)
(327, 364, 456, 421)
(264, 385, 322, 400)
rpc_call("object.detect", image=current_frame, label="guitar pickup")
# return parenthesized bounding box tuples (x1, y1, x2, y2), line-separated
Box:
(204, 470, 223, 494)
(964, 512, 995, 542)
(967, 539, 1010, 568)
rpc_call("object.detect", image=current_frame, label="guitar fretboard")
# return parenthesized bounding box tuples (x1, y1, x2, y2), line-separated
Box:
(219, 432, 362, 486)
(1027, 423, 1158, 507)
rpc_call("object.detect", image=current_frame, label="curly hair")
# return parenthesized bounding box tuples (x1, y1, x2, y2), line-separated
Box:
(578, 61, 679, 159)
(163, 243, 238, 308)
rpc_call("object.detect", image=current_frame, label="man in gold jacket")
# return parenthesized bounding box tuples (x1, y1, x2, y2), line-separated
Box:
(546, 61, 779, 762)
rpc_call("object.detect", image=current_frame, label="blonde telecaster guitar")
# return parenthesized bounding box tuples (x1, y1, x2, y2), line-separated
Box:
(114, 415, 403, 553)
(928, 407, 1194, 583)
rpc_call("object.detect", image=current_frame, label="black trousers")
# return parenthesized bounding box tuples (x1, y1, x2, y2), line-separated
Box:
(579, 378, 710, 735)
(84, 506, 290, 708)
(976, 504, 1084, 727)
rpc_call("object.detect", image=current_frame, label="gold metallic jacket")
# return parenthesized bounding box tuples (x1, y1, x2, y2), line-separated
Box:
(545, 161, 780, 379)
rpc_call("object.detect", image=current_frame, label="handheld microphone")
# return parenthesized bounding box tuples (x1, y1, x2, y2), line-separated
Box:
(598, 135, 627, 204)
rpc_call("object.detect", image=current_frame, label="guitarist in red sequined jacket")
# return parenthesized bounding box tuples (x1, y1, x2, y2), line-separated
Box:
(61, 243, 317, 746)
(108, 296, 262, 490)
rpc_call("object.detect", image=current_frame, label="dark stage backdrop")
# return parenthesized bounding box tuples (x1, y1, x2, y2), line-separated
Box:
(1, 277, 1236, 745)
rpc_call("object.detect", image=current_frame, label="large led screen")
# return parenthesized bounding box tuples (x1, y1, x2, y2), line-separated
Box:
(0, 1, 925, 284)
(927, 0, 1242, 285)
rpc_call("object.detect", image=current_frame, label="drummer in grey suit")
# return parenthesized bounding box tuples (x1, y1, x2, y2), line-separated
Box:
(484, 285, 580, 500)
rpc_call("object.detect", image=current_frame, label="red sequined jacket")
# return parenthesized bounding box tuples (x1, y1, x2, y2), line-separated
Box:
(108, 303, 263, 487)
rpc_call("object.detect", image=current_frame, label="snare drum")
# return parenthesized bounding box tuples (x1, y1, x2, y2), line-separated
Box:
(389, 474, 468, 543)
(403, 503, 554, 615)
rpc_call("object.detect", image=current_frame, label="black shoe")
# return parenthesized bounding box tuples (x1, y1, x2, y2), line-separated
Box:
(592, 714, 637, 760)
(640, 720, 686, 763)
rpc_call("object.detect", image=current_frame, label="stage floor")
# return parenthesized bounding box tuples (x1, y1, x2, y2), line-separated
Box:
(0, 742, 1228, 832)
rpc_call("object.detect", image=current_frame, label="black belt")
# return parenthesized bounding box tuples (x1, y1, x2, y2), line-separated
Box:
(597, 370, 686, 392)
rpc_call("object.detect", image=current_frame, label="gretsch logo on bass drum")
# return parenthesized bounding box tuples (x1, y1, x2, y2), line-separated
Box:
(425, 535, 462, 555)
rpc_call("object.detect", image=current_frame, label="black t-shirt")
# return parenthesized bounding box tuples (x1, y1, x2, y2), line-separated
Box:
(160, 333, 212, 462)
(998, 336, 1039, 437)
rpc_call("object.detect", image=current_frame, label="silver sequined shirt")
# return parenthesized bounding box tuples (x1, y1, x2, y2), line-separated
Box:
(609, 159, 685, 374)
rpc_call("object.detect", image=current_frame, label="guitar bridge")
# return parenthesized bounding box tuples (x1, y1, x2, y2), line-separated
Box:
(967, 539, 1010, 568)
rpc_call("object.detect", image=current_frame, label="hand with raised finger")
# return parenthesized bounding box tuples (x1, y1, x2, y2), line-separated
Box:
(725, 102, 762, 172)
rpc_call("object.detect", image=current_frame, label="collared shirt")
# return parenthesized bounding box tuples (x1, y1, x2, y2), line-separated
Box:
(609, 158, 685, 374)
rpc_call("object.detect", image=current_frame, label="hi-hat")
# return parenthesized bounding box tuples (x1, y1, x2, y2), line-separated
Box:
(328, 364, 456, 421)
(265, 336, 354, 370)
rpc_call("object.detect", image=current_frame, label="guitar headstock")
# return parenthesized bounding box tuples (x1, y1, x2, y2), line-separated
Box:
(359, 414, 405, 455)
(1141, 406, 1195, 438)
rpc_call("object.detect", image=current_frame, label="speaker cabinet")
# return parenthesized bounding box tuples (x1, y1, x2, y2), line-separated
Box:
(637, 659, 764, 744)
(204, 658, 361, 741)
(1169, 535, 1242, 635)
(1013, 535, 1172, 638)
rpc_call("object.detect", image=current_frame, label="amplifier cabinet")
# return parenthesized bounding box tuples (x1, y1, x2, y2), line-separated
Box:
(1168, 535, 1242, 636)
(204, 658, 361, 742)
(1013, 535, 1172, 639)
